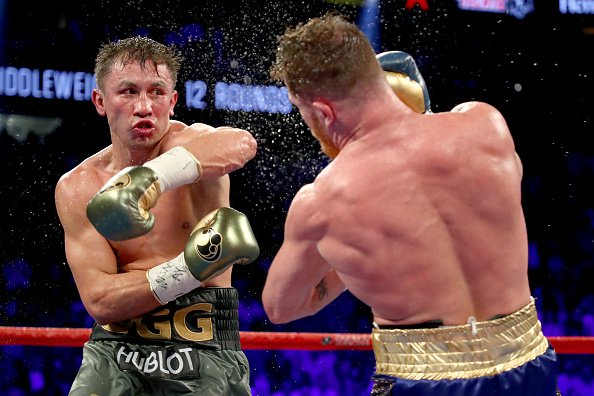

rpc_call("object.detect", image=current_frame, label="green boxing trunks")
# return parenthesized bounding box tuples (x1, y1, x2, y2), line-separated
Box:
(69, 287, 251, 396)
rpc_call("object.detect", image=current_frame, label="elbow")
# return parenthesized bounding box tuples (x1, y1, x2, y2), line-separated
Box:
(264, 307, 292, 325)
(81, 289, 114, 326)
(239, 131, 258, 165)
(216, 130, 258, 176)
(84, 304, 110, 326)
(263, 299, 311, 325)
(93, 316, 111, 327)
(262, 296, 287, 324)
(212, 127, 258, 165)
(269, 317, 289, 325)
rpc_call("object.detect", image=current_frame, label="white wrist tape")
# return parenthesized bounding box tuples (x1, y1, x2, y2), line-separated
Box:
(144, 146, 202, 193)
(146, 253, 202, 305)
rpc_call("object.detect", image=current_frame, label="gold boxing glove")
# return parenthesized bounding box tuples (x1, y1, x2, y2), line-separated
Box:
(377, 51, 432, 114)
(146, 207, 259, 304)
(184, 207, 260, 281)
(87, 146, 201, 241)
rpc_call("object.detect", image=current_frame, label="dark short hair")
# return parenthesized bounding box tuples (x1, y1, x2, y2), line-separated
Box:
(94, 36, 183, 90)
(270, 12, 381, 99)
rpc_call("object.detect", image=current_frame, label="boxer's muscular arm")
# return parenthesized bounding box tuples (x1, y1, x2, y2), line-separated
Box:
(166, 120, 258, 180)
(56, 173, 161, 325)
(87, 121, 256, 241)
(263, 185, 345, 324)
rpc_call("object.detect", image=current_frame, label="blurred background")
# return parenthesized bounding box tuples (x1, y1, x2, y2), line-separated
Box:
(1, 0, 593, 394)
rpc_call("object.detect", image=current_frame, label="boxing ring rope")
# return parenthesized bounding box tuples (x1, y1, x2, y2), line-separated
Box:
(0, 326, 593, 354)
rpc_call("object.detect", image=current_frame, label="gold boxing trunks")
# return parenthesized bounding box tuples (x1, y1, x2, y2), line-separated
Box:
(372, 299, 549, 380)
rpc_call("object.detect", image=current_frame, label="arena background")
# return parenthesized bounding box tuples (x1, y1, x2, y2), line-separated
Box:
(1, 0, 593, 394)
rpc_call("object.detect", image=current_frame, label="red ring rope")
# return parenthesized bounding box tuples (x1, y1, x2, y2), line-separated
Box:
(0, 326, 592, 354)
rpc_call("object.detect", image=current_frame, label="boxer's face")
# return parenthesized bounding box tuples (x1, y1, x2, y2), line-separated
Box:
(93, 59, 178, 148)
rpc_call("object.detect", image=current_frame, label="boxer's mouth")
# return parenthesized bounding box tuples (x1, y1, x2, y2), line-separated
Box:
(133, 120, 155, 134)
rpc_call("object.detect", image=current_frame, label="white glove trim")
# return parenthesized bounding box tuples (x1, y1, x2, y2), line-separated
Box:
(144, 146, 202, 193)
(146, 253, 202, 305)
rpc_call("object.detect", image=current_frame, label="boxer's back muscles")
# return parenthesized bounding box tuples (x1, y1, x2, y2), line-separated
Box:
(309, 102, 530, 326)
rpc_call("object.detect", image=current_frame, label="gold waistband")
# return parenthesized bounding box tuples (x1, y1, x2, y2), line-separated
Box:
(372, 300, 549, 380)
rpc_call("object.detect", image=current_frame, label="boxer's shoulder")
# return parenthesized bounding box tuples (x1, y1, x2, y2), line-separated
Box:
(449, 101, 506, 128)
(56, 147, 111, 204)
(286, 183, 327, 234)
(450, 101, 492, 113)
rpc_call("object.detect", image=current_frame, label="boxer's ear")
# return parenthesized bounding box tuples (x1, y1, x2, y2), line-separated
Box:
(311, 99, 335, 130)
(92, 89, 106, 116)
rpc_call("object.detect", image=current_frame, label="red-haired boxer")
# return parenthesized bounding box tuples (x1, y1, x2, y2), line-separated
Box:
(262, 12, 559, 396)
(55, 36, 259, 396)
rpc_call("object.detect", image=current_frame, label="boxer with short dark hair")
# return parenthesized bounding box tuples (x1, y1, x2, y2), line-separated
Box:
(262, 12, 560, 395)
(55, 36, 259, 395)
